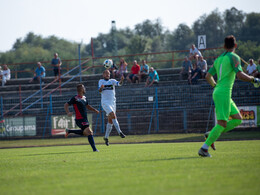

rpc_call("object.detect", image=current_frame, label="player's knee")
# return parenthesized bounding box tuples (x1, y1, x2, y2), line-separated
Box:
(218, 120, 227, 128)
(109, 112, 116, 119)
(108, 118, 113, 124)
(83, 128, 93, 136)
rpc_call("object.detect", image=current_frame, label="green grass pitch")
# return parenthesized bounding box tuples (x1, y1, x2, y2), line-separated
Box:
(0, 140, 260, 195)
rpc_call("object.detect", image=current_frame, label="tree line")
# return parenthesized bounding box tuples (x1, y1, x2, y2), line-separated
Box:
(0, 7, 259, 77)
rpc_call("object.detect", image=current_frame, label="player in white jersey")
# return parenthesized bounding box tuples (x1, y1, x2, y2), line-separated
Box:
(98, 70, 126, 146)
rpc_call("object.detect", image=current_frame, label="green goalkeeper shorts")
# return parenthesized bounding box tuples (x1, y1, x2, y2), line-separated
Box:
(213, 93, 240, 121)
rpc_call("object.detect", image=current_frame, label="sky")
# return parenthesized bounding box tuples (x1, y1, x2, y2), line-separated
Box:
(0, 0, 259, 52)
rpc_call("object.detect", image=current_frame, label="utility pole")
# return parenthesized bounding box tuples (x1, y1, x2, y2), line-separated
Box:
(111, 20, 118, 56)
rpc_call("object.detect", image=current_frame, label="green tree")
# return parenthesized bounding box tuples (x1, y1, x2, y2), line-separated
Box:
(193, 9, 224, 47)
(167, 23, 194, 50)
(241, 13, 260, 43)
(223, 7, 245, 38)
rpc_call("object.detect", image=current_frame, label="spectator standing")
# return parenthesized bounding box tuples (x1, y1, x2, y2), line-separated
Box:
(126, 60, 140, 83)
(115, 58, 128, 79)
(189, 44, 202, 62)
(1, 65, 11, 86)
(188, 63, 201, 85)
(29, 62, 46, 83)
(197, 56, 208, 78)
(253, 59, 260, 78)
(145, 67, 159, 87)
(138, 60, 149, 83)
(51, 53, 62, 79)
(180, 57, 192, 80)
(246, 59, 257, 76)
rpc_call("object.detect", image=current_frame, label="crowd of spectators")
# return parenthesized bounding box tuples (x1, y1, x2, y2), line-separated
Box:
(109, 58, 159, 87)
(1, 47, 259, 88)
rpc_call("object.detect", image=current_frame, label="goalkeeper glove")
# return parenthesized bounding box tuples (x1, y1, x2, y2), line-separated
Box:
(252, 78, 260, 88)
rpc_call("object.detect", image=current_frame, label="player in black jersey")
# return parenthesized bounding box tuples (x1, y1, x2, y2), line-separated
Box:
(64, 84, 99, 152)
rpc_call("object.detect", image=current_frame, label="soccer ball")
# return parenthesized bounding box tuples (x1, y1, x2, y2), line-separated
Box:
(103, 59, 113, 69)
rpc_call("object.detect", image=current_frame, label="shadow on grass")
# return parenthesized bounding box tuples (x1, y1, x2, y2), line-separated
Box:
(21, 150, 88, 156)
(137, 156, 200, 162)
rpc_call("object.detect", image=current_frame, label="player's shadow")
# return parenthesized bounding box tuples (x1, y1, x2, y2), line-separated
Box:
(21, 151, 88, 156)
(137, 156, 200, 162)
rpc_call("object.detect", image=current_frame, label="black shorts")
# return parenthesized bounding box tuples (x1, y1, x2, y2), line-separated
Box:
(75, 119, 89, 131)
(53, 68, 61, 76)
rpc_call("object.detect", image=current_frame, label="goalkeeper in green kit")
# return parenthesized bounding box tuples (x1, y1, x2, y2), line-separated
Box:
(198, 35, 260, 157)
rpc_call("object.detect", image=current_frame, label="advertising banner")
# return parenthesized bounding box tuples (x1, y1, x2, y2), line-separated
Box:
(0, 117, 36, 137)
(214, 106, 259, 128)
(51, 114, 92, 135)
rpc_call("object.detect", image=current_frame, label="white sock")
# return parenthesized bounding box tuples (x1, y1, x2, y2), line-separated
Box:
(202, 143, 209, 150)
(112, 118, 121, 134)
(105, 123, 113, 138)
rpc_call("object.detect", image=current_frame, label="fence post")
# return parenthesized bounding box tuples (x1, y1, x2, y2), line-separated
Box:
(127, 113, 132, 133)
(19, 85, 22, 114)
(94, 103, 101, 135)
(155, 87, 159, 132)
(172, 52, 175, 68)
(40, 77, 43, 109)
(183, 109, 187, 133)
(49, 94, 53, 135)
(0, 97, 3, 118)
(78, 44, 82, 82)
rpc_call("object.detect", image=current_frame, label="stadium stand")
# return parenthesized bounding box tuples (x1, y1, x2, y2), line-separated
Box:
(0, 67, 259, 138)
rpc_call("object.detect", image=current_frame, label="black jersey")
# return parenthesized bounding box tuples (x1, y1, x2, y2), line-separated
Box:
(67, 95, 88, 120)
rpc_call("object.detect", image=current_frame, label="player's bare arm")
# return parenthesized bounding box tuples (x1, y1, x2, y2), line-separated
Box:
(64, 103, 73, 116)
(86, 105, 99, 114)
(205, 72, 216, 88)
(236, 71, 254, 82)
(119, 76, 124, 85)
(99, 85, 104, 93)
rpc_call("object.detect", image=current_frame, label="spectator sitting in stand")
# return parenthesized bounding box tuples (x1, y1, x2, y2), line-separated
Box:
(126, 60, 140, 83)
(138, 60, 149, 83)
(189, 44, 202, 62)
(253, 59, 260, 78)
(197, 56, 208, 78)
(1, 65, 11, 86)
(115, 58, 128, 79)
(180, 57, 192, 80)
(246, 59, 257, 76)
(188, 62, 201, 85)
(109, 62, 118, 79)
(29, 62, 46, 83)
(145, 67, 159, 87)
(51, 53, 62, 80)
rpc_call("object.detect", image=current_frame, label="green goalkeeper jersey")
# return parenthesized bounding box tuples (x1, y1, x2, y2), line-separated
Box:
(208, 51, 243, 95)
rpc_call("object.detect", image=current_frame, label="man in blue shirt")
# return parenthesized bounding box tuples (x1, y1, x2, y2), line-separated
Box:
(138, 60, 149, 83)
(29, 62, 45, 83)
(145, 67, 159, 87)
(180, 57, 192, 80)
(51, 53, 62, 79)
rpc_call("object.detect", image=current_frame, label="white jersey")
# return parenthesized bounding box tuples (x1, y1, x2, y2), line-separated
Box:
(98, 79, 120, 104)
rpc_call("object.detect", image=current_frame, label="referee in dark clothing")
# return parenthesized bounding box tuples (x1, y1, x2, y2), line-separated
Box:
(64, 84, 99, 152)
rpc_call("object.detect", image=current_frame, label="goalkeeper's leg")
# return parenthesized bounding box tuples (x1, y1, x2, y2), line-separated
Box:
(222, 113, 242, 133)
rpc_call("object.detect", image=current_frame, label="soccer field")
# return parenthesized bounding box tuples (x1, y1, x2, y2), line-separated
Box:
(0, 140, 260, 195)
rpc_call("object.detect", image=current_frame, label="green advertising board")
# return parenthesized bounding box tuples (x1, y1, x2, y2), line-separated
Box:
(0, 117, 36, 137)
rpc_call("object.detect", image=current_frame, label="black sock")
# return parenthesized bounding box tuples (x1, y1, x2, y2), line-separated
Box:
(88, 135, 97, 151)
(68, 129, 83, 135)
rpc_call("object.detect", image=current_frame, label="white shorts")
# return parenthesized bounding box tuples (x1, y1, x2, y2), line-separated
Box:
(102, 102, 116, 116)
